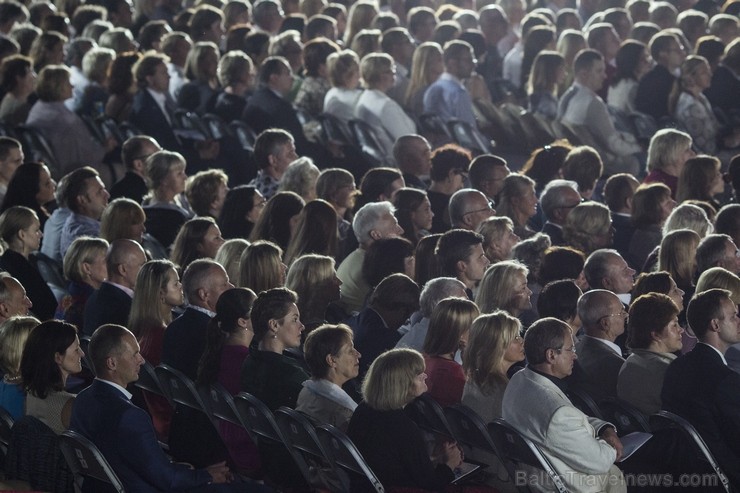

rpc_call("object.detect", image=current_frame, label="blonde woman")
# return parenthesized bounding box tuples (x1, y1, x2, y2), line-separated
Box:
(344, 1, 378, 47)
(659, 228, 701, 295)
(215, 238, 249, 284)
(324, 50, 362, 124)
(404, 42, 443, 115)
(0, 316, 40, 419)
(476, 260, 532, 316)
(527, 50, 565, 120)
(478, 216, 521, 263)
(562, 202, 614, 255)
(55, 237, 109, 329)
(286, 254, 343, 332)
(238, 240, 287, 293)
(496, 174, 538, 240)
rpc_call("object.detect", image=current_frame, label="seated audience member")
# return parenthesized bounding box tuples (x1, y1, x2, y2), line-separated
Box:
(294, 38, 339, 118)
(170, 217, 225, 273)
(677, 155, 725, 211)
(423, 298, 479, 407)
(0, 315, 39, 419)
(59, 167, 110, 260)
(286, 254, 345, 331)
(696, 268, 740, 369)
(238, 240, 286, 294)
(347, 348, 464, 492)
(248, 191, 305, 251)
(1, 161, 56, 231)
(557, 49, 641, 176)
(197, 287, 260, 473)
(278, 157, 320, 203)
(396, 277, 467, 351)
(240, 287, 309, 410)
(362, 237, 415, 289)
(463, 310, 525, 423)
(284, 200, 339, 266)
(215, 239, 248, 287)
(427, 144, 471, 234)
(100, 198, 166, 259)
(248, 129, 298, 201)
(0, 55, 35, 126)
(511, 233, 552, 318)
(478, 216, 520, 264)
(502, 318, 626, 492)
(436, 229, 490, 299)
(26, 64, 110, 174)
(354, 167, 405, 212)
(423, 40, 478, 128)
(496, 174, 538, 240)
(177, 41, 220, 115)
(561, 146, 603, 200)
(539, 246, 588, 290)
(211, 50, 253, 123)
(106, 51, 143, 123)
(55, 237, 109, 329)
(527, 51, 565, 120)
(296, 323, 360, 431)
(346, 273, 419, 376)
(0, 206, 56, 320)
(468, 153, 510, 204)
(643, 128, 693, 199)
(219, 186, 265, 241)
(539, 179, 580, 246)
(618, 293, 682, 415)
(162, 259, 233, 380)
(570, 289, 627, 401)
(584, 249, 636, 306)
(0, 139, 22, 207)
(185, 169, 229, 219)
(448, 188, 496, 232)
(696, 233, 740, 277)
(355, 53, 416, 162)
(662, 289, 740, 487)
(716, 204, 740, 249)
(635, 30, 684, 121)
(336, 201, 403, 313)
(476, 260, 532, 317)
(110, 136, 161, 203)
(521, 140, 572, 197)
(142, 150, 194, 250)
(70, 324, 250, 492)
(607, 39, 650, 113)
(20, 320, 82, 434)
(323, 49, 362, 124)
(629, 183, 675, 270)
(0, 274, 31, 324)
(393, 188, 433, 247)
(562, 202, 614, 256)
(75, 47, 115, 118)
(537, 279, 583, 328)
(84, 239, 146, 336)
(603, 173, 640, 260)
(704, 38, 740, 123)
(393, 135, 432, 191)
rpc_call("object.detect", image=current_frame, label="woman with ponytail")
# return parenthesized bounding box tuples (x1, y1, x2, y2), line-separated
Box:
(196, 287, 260, 473)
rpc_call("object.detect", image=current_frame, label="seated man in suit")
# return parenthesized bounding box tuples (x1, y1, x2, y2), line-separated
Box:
(584, 249, 636, 307)
(602, 174, 640, 266)
(109, 136, 161, 203)
(502, 317, 626, 493)
(70, 324, 255, 492)
(83, 239, 147, 336)
(662, 288, 740, 487)
(569, 289, 627, 402)
(540, 179, 581, 246)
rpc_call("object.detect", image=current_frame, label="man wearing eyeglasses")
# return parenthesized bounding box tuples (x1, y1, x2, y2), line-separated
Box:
(503, 317, 626, 493)
(449, 188, 496, 231)
(569, 289, 627, 403)
(540, 179, 581, 246)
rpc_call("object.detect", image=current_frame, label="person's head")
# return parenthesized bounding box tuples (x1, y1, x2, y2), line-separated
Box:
(435, 229, 488, 287)
(63, 166, 109, 219)
(558, 29, 587, 67)
(303, 323, 358, 384)
(0, 53, 34, 96)
(100, 198, 146, 243)
(34, 63, 71, 102)
(305, 15, 337, 42)
(184, 40, 219, 83)
(477, 216, 520, 263)
(0, 315, 39, 377)
(649, 30, 685, 70)
(284, 199, 339, 265)
(121, 135, 160, 176)
(250, 286, 302, 347)
(107, 51, 141, 97)
(182, 258, 233, 310)
(279, 157, 320, 204)
(392, 188, 433, 244)
(677, 155, 724, 204)
(356, 167, 404, 209)
(429, 144, 472, 191)
(106, 238, 146, 289)
(326, 48, 360, 88)
(520, 25, 557, 87)
(632, 183, 675, 229)
(658, 228, 701, 289)
(258, 55, 294, 95)
(344, 0, 378, 44)
(138, 20, 171, 51)
(368, 273, 420, 330)
(29, 30, 66, 72)
(588, 22, 621, 62)
(217, 49, 254, 94)
(463, 310, 523, 388)
(577, 289, 627, 340)
(248, 191, 305, 250)
(696, 267, 740, 305)
(562, 146, 603, 200)
(352, 201, 403, 247)
(253, 128, 296, 177)
(423, 296, 479, 360)
(238, 239, 286, 293)
(664, 203, 713, 238)
(476, 260, 531, 316)
(315, 167, 355, 213)
(62, 236, 109, 288)
(407, 6, 437, 43)
(695, 35, 725, 70)
(632, 270, 685, 311)
(161, 31, 192, 67)
(0, 1, 27, 34)
(134, 52, 170, 92)
(405, 41, 443, 105)
(696, 233, 740, 276)
(584, 249, 635, 293)
(362, 347, 425, 409)
(524, 317, 575, 378)
(539, 179, 581, 225)
(468, 154, 510, 200)
(498, 174, 539, 227)
(512, 233, 552, 283)
(362, 237, 415, 287)
(449, 188, 496, 230)
(98, 27, 136, 54)
(218, 186, 264, 240)
(716, 204, 740, 248)
(628, 292, 682, 351)
(253, 0, 284, 34)
(381, 27, 413, 67)
(0, 274, 31, 320)
(539, 245, 587, 287)
(613, 39, 651, 85)
(88, 324, 143, 386)
(145, 150, 186, 195)
(527, 50, 565, 95)
(686, 288, 739, 349)
(538, 280, 582, 326)
(0, 205, 40, 253)
(708, 12, 739, 45)
(521, 142, 571, 193)
(185, 169, 229, 219)
(20, 320, 80, 397)
(129, 259, 183, 336)
(603, 173, 640, 213)
(359, 52, 394, 91)
(171, 217, 225, 271)
(188, 5, 224, 43)
(442, 39, 476, 81)
(302, 37, 338, 78)
(573, 48, 606, 92)
(286, 253, 340, 314)
(81, 46, 114, 85)
(417, 277, 467, 318)
(562, 202, 614, 254)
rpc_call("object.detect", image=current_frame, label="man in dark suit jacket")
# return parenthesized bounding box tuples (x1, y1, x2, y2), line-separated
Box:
(70, 324, 253, 493)
(83, 240, 146, 336)
(635, 32, 684, 122)
(109, 136, 161, 203)
(568, 289, 627, 401)
(662, 288, 740, 487)
(540, 179, 581, 246)
(603, 174, 640, 267)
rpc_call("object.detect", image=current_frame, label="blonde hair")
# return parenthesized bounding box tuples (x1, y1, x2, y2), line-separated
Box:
(422, 297, 479, 356)
(99, 198, 146, 242)
(215, 238, 249, 283)
(238, 240, 284, 292)
(63, 236, 109, 283)
(463, 311, 521, 389)
(129, 260, 180, 339)
(696, 267, 740, 304)
(562, 202, 612, 254)
(362, 348, 425, 410)
(344, 1, 378, 45)
(659, 228, 700, 288)
(0, 316, 40, 376)
(359, 51, 392, 89)
(476, 260, 529, 314)
(405, 42, 442, 106)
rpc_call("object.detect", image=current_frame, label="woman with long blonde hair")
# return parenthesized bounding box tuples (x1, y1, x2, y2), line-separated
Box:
(658, 228, 700, 294)
(404, 41, 443, 114)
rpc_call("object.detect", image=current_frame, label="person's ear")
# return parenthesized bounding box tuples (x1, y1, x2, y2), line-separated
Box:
(0, 302, 9, 318)
(325, 354, 335, 369)
(54, 352, 64, 366)
(456, 259, 467, 275)
(196, 286, 208, 303)
(369, 229, 381, 241)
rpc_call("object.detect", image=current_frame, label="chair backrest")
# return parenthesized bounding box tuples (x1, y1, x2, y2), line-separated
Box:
(446, 119, 493, 155)
(233, 392, 285, 445)
(317, 113, 354, 146)
(0, 405, 14, 466)
(118, 122, 142, 140)
(206, 384, 244, 429)
(649, 411, 732, 493)
(315, 423, 385, 493)
(201, 113, 228, 140)
(15, 125, 60, 178)
(154, 364, 211, 421)
(32, 251, 65, 292)
(229, 121, 257, 151)
(78, 336, 95, 376)
(443, 404, 498, 454)
(348, 119, 387, 167)
(135, 360, 165, 398)
(405, 393, 456, 440)
(598, 398, 651, 436)
(59, 430, 125, 493)
(488, 419, 568, 493)
(566, 387, 603, 419)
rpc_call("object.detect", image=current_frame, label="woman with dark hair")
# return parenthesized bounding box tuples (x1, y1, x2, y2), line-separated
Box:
(354, 167, 404, 212)
(527, 50, 565, 120)
(676, 155, 725, 210)
(608, 40, 651, 113)
(197, 287, 260, 472)
(105, 51, 141, 122)
(170, 217, 225, 273)
(218, 185, 265, 240)
(284, 199, 339, 266)
(362, 237, 415, 288)
(0, 54, 36, 125)
(521, 140, 572, 194)
(239, 287, 309, 410)
(248, 191, 305, 251)
(427, 144, 472, 233)
(414, 233, 442, 286)
(632, 271, 686, 313)
(423, 297, 479, 407)
(286, 254, 344, 332)
(29, 31, 66, 73)
(0, 206, 57, 320)
(296, 324, 360, 431)
(538, 246, 588, 290)
(294, 38, 339, 118)
(537, 279, 583, 328)
(392, 188, 433, 247)
(629, 183, 675, 270)
(0, 162, 55, 228)
(20, 320, 83, 434)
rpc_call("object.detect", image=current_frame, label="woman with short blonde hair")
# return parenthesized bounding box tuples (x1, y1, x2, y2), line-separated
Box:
(696, 267, 740, 304)
(476, 260, 532, 316)
(562, 201, 614, 255)
(100, 198, 147, 242)
(0, 316, 41, 419)
(238, 240, 286, 293)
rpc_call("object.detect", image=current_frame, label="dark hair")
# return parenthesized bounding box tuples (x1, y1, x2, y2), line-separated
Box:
(258, 55, 289, 86)
(538, 279, 581, 322)
(250, 287, 298, 343)
(632, 271, 673, 298)
(248, 191, 305, 250)
(523, 317, 570, 365)
(108, 51, 141, 95)
(1, 162, 50, 221)
(20, 320, 78, 398)
(613, 40, 647, 84)
(62, 166, 99, 214)
(435, 229, 482, 277)
(521, 141, 572, 192)
(284, 199, 339, 266)
(430, 144, 472, 182)
(603, 173, 637, 211)
(303, 37, 339, 76)
(520, 25, 556, 88)
(538, 246, 585, 285)
(468, 154, 507, 191)
(170, 217, 219, 272)
(219, 185, 260, 240)
(632, 183, 671, 228)
(253, 128, 293, 170)
(573, 48, 603, 74)
(415, 233, 441, 286)
(355, 167, 403, 211)
(363, 237, 415, 288)
(138, 20, 170, 51)
(88, 324, 130, 377)
(628, 292, 679, 349)
(392, 188, 428, 245)
(197, 287, 257, 385)
(0, 54, 31, 94)
(303, 323, 353, 378)
(687, 288, 731, 340)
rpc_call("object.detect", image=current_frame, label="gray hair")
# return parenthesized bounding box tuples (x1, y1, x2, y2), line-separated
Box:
(419, 277, 466, 317)
(663, 203, 713, 237)
(182, 259, 221, 304)
(353, 201, 395, 244)
(278, 157, 320, 199)
(577, 289, 618, 331)
(647, 128, 692, 172)
(449, 188, 487, 227)
(583, 248, 620, 289)
(540, 179, 578, 221)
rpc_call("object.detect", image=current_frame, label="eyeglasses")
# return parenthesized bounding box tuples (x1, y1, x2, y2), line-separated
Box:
(133, 149, 163, 161)
(463, 200, 495, 216)
(553, 345, 576, 354)
(599, 311, 628, 324)
(557, 197, 585, 209)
